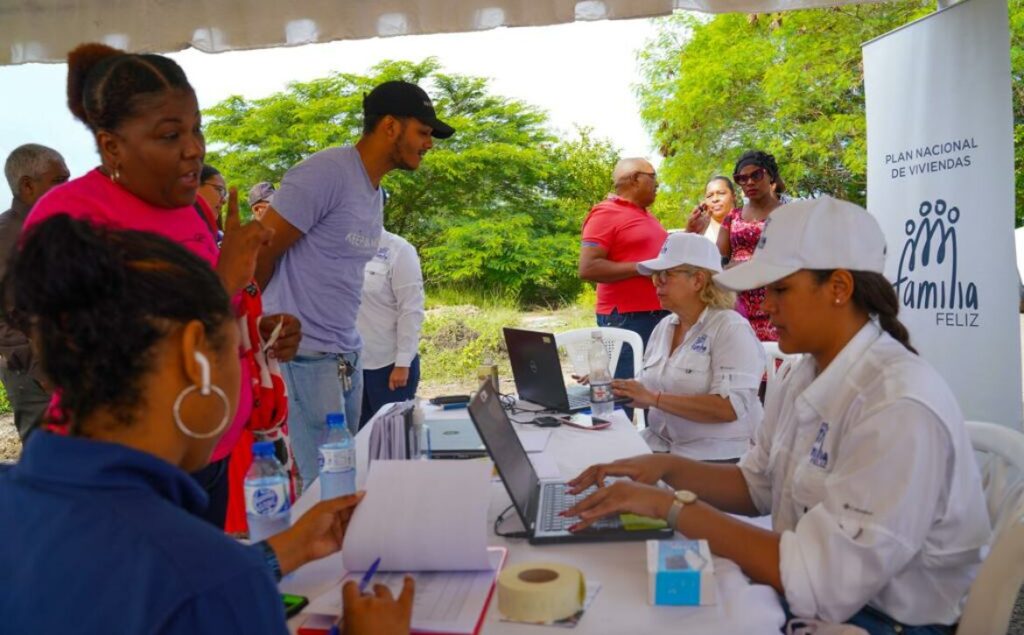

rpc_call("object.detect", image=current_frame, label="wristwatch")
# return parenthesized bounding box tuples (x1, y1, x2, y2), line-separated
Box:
(666, 489, 697, 529)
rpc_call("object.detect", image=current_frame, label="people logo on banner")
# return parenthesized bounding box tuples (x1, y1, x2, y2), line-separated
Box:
(894, 198, 979, 330)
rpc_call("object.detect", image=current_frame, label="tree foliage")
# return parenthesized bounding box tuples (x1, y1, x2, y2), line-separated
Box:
(203, 59, 619, 305)
(638, 3, 968, 222)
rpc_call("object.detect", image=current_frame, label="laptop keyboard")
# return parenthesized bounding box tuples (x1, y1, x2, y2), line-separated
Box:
(567, 393, 591, 410)
(539, 482, 621, 532)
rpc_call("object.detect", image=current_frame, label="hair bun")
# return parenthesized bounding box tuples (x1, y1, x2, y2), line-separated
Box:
(66, 43, 124, 125)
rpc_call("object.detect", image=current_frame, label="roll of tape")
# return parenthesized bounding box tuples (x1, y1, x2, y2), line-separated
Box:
(497, 562, 585, 623)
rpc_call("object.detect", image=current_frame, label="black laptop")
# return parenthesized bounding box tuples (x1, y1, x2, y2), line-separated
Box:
(467, 381, 673, 545)
(503, 327, 595, 412)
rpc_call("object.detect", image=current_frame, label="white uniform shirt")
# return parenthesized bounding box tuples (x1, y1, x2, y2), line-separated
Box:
(355, 231, 425, 371)
(739, 322, 990, 625)
(639, 308, 765, 460)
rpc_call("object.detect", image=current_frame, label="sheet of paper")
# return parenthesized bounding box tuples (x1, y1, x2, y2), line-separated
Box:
(307, 548, 505, 634)
(342, 460, 493, 572)
(528, 451, 562, 480)
(516, 429, 551, 453)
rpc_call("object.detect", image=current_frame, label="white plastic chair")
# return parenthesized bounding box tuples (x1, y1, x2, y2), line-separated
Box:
(554, 327, 645, 429)
(761, 341, 799, 397)
(957, 420, 1024, 635)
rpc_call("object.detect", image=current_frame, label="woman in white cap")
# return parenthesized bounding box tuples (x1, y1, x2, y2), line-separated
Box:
(564, 197, 989, 633)
(616, 231, 764, 462)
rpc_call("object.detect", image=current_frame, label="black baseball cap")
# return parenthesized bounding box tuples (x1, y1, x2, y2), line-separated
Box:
(363, 81, 455, 139)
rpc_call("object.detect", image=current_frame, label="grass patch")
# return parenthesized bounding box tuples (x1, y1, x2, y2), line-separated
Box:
(418, 289, 597, 394)
(0, 384, 10, 415)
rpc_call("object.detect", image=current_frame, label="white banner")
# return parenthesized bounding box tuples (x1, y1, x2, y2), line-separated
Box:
(863, 0, 1020, 428)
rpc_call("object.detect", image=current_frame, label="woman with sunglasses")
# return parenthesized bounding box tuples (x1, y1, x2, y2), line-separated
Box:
(564, 198, 989, 634)
(198, 164, 227, 230)
(685, 176, 738, 244)
(612, 232, 764, 462)
(718, 150, 786, 341)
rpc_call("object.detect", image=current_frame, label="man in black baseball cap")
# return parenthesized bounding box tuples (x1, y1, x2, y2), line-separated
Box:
(254, 80, 454, 485)
(363, 80, 455, 139)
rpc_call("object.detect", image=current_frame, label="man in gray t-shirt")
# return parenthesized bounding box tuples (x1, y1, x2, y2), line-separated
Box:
(256, 81, 453, 491)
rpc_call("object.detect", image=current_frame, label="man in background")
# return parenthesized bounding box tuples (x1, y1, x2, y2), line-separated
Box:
(0, 144, 69, 439)
(255, 81, 453, 490)
(578, 158, 668, 381)
(248, 181, 275, 220)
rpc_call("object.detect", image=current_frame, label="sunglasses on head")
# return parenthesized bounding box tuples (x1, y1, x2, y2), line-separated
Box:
(733, 168, 768, 185)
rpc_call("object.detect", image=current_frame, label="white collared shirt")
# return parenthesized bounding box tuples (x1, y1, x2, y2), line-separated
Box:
(355, 231, 425, 370)
(739, 322, 990, 625)
(639, 308, 765, 460)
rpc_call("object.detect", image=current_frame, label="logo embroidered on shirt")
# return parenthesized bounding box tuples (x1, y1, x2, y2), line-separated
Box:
(691, 334, 709, 353)
(809, 422, 830, 468)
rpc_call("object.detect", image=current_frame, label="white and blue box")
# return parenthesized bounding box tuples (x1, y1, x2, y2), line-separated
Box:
(646, 539, 716, 606)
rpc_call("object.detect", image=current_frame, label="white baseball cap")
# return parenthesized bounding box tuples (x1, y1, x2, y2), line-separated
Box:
(714, 196, 887, 292)
(637, 232, 723, 275)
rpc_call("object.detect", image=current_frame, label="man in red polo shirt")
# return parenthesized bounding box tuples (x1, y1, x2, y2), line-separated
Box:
(579, 157, 668, 381)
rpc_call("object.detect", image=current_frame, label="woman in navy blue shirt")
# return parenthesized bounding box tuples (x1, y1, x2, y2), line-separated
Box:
(0, 216, 412, 634)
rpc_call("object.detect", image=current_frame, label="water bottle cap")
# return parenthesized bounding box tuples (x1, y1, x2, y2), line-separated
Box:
(326, 412, 346, 428)
(253, 441, 275, 457)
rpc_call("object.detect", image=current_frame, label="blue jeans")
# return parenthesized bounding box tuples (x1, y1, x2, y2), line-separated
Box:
(785, 602, 954, 635)
(360, 355, 421, 429)
(845, 606, 954, 635)
(280, 350, 363, 493)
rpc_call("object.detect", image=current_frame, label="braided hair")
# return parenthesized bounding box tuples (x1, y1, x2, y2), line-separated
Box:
(1, 216, 233, 433)
(66, 43, 193, 133)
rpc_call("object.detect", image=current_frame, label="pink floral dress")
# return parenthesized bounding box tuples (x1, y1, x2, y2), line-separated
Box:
(721, 208, 778, 342)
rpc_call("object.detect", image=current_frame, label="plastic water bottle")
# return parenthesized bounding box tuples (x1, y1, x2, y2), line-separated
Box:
(245, 441, 291, 543)
(319, 412, 356, 500)
(588, 331, 615, 418)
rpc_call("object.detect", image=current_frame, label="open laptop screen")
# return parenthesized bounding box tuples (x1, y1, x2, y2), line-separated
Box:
(467, 382, 540, 525)
(503, 327, 569, 411)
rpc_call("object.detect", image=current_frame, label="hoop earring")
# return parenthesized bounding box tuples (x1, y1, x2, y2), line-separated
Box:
(173, 384, 230, 439)
(109, 165, 121, 183)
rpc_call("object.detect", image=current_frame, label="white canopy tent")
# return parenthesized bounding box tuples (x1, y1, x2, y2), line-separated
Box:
(2, 0, 890, 65)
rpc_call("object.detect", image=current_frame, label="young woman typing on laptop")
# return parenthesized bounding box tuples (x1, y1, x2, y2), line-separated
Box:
(615, 232, 764, 462)
(563, 198, 989, 634)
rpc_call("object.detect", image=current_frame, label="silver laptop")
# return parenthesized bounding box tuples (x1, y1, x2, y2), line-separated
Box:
(467, 380, 673, 545)
(425, 418, 487, 459)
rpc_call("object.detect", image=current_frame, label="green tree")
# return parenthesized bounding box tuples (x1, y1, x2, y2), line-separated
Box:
(639, 3, 953, 220)
(203, 59, 618, 305)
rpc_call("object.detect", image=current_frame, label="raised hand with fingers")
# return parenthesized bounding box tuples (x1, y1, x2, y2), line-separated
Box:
(342, 576, 415, 635)
(685, 203, 711, 234)
(217, 187, 274, 295)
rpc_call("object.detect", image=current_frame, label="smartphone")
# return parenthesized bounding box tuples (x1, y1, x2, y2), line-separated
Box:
(557, 413, 611, 430)
(282, 593, 309, 618)
(533, 415, 562, 428)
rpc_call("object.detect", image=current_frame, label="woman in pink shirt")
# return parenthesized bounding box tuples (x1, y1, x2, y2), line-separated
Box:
(26, 43, 301, 527)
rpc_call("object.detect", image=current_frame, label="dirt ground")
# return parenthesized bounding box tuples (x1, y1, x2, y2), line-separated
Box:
(0, 414, 18, 463)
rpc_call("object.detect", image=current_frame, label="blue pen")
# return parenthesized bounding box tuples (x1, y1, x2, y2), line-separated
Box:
(359, 557, 382, 594)
(442, 401, 468, 410)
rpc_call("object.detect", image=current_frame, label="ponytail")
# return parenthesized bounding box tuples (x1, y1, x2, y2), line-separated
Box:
(811, 270, 917, 354)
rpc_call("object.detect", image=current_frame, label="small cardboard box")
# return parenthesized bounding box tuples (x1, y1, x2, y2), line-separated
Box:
(646, 539, 716, 606)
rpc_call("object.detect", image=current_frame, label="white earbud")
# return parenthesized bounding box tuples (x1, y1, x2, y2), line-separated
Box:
(194, 351, 211, 396)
